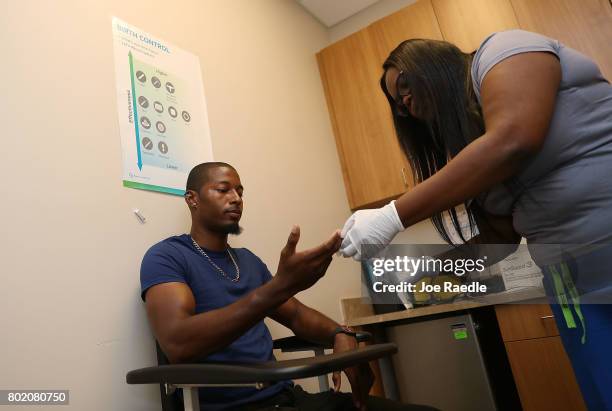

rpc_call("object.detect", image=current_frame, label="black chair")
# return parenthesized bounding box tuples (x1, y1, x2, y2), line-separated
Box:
(126, 333, 396, 411)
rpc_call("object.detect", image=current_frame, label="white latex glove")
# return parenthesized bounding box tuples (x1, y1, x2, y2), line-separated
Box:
(339, 201, 404, 261)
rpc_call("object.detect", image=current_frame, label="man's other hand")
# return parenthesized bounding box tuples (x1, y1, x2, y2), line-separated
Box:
(332, 334, 374, 411)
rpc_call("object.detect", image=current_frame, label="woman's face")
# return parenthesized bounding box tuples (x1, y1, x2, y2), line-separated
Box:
(384, 67, 417, 118)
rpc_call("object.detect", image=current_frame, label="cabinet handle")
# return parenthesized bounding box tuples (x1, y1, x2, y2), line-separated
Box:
(401, 167, 408, 187)
(540, 315, 554, 320)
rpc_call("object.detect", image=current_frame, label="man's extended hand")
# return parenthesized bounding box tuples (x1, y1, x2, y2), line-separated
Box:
(332, 334, 375, 411)
(275, 225, 342, 294)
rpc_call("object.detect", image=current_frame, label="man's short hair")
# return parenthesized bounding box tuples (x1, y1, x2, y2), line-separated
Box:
(186, 162, 236, 192)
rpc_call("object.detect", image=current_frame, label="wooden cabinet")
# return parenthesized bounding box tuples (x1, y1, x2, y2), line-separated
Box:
(317, 29, 411, 210)
(369, 0, 443, 59)
(431, 0, 519, 51)
(495, 303, 587, 411)
(318, 0, 454, 210)
(510, 0, 612, 79)
(506, 337, 587, 411)
(495, 301, 559, 340)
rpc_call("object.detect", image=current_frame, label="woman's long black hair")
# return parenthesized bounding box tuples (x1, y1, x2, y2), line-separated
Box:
(380, 38, 485, 244)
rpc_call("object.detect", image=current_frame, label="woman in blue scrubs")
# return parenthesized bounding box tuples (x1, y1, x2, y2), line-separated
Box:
(339, 30, 612, 410)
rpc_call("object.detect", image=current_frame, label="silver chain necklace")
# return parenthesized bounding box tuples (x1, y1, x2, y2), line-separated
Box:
(190, 236, 240, 282)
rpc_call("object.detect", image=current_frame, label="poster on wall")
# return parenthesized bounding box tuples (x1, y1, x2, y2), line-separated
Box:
(111, 17, 213, 195)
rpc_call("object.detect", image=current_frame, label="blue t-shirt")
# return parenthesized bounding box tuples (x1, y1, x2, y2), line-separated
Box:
(140, 234, 291, 410)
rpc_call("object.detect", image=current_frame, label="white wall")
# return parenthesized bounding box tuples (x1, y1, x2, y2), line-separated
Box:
(0, 1, 441, 409)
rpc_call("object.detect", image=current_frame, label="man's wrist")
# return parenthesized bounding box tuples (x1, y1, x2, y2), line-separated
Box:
(270, 274, 297, 298)
(331, 325, 357, 341)
(260, 276, 294, 307)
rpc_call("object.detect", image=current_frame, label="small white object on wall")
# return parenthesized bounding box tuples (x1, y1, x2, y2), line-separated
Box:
(133, 208, 147, 224)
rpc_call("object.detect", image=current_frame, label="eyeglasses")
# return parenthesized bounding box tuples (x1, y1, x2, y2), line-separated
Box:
(394, 71, 412, 117)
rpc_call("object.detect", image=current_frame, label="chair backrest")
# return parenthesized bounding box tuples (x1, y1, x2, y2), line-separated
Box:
(156, 341, 184, 411)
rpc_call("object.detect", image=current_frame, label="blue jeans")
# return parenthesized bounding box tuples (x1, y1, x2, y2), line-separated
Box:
(542, 247, 612, 411)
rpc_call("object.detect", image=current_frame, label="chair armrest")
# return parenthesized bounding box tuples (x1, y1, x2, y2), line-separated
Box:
(126, 342, 396, 386)
(273, 331, 372, 352)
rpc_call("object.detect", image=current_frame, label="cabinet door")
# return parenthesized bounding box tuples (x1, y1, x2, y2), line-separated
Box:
(431, 0, 520, 52)
(366, 0, 447, 202)
(505, 336, 586, 411)
(369, 0, 444, 59)
(317, 0, 446, 210)
(510, 0, 612, 79)
(317, 29, 411, 210)
(495, 302, 559, 342)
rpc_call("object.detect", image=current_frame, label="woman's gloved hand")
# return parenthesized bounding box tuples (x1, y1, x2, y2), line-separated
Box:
(339, 201, 405, 260)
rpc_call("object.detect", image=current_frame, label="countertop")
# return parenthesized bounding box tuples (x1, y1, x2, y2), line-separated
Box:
(342, 287, 546, 327)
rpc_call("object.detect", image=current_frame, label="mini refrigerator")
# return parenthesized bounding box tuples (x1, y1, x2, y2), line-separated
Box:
(386, 313, 498, 411)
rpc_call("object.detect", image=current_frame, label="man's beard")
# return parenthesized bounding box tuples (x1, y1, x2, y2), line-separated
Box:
(220, 222, 243, 235)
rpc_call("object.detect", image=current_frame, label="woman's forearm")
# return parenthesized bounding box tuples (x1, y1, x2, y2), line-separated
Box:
(395, 130, 534, 228)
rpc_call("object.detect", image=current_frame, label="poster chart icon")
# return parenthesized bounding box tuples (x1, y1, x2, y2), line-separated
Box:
(112, 17, 213, 196)
(140, 116, 151, 129)
(136, 70, 146, 83)
(153, 101, 164, 113)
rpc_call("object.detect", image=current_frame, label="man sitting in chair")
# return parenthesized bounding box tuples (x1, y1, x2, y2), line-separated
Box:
(140, 162, 434, 411)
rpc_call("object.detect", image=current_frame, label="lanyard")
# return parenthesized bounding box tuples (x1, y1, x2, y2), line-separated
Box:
(549, 263, 587, 344)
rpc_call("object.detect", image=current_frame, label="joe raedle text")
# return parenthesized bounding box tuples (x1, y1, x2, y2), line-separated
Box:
(372, 281, 487, 293)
